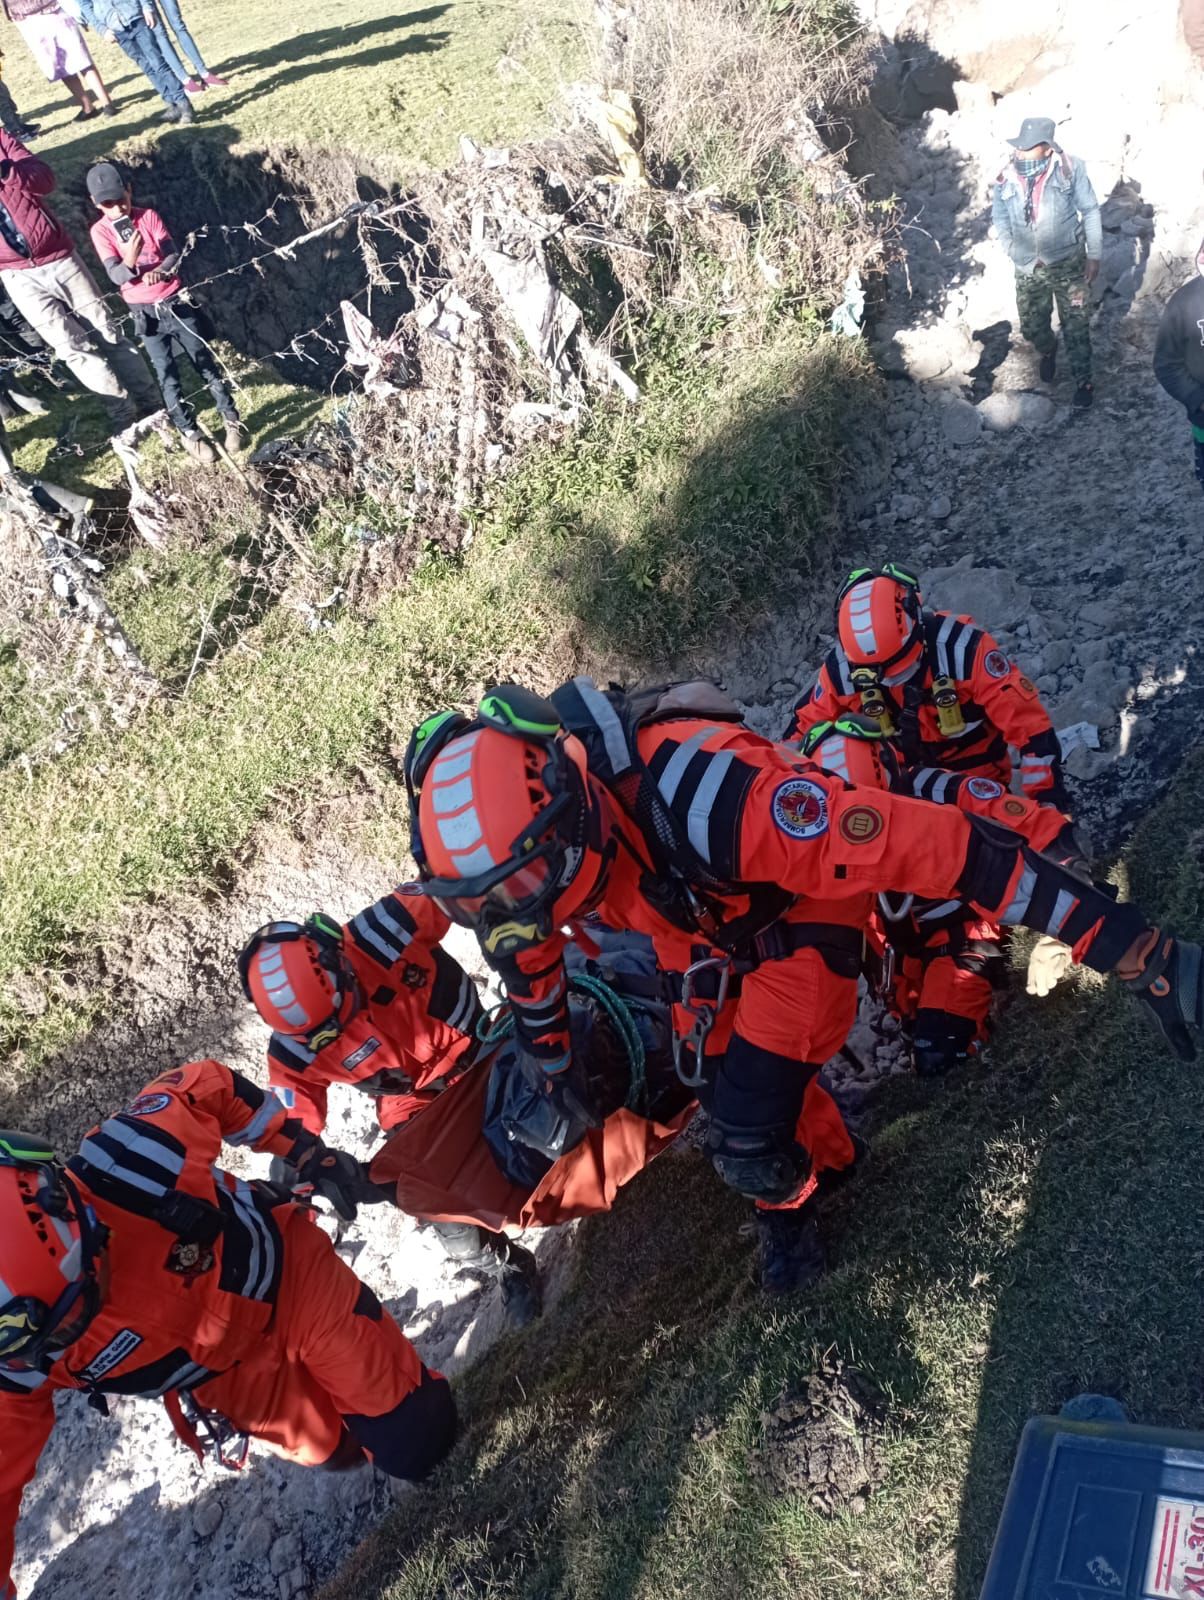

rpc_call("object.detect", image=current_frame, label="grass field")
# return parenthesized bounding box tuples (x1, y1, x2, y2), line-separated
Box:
(320, 752, 1204, 1600)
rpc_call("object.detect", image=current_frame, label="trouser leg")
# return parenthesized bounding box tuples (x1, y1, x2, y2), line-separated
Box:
(1049, 252, 1092, 384)
(157, 0, 207, 74)
(1015, 264, 1055, 355)
(114, 18, 185, 106)
(51, 252, 160, 415)
(145, 1, 189, 78)
(141, 323, 196, 433)
(163, 302, 239, 420)
(199, 1212, 455, 1480)
(0, 80, 22, 134)
(0, 261, 136, 427)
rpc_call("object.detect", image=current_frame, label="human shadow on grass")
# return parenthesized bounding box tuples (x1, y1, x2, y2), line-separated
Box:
(217, 6, 451, 84)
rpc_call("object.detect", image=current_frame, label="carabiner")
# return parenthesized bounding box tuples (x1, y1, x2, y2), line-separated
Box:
(670, 955, 732, 1089)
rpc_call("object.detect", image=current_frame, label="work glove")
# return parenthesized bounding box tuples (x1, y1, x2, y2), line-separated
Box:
(1120, 930, 1203, 1063)
(292, 1138, 369, 1223)
(1026, 935, 1074, 998)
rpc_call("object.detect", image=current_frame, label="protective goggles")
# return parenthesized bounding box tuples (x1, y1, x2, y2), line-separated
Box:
(237, 914, 361, 1048)
(0, 1147, 107, 1369)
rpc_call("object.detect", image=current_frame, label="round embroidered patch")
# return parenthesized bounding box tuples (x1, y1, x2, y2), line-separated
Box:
(984, 649, 1010, 679)
(772, 777, 829, 840)
(838, 804, 885, 844)
(127, 1092, 171, 1117)
(966, 776, 1003, 800)
(1003, 798, 1027, 817)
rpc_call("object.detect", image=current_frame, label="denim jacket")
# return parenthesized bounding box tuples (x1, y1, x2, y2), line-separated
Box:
(75, 0, 151, 31)
(991, 152, 1102, 274)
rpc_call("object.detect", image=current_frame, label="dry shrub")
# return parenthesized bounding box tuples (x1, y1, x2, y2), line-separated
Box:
(629, 0, 871, 192)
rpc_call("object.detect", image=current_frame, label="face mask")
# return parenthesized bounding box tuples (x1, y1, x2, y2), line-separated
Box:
(1014, 152, 1051, 179)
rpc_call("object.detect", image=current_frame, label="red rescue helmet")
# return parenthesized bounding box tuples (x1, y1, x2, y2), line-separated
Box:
(799, 713, 896, 791)
(238, 915, 361, 1049)
(836, 563, 924, 683)
(406, 686, 610, 958)
(0, 1132, 108, 1368)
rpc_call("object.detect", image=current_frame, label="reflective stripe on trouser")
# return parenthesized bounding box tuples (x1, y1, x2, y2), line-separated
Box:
(187, 1210, 423, 1468)
(1014, 252, 1092, 383)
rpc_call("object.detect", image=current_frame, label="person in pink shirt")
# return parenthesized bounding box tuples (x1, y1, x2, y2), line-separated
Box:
(86, 159, 243, 463)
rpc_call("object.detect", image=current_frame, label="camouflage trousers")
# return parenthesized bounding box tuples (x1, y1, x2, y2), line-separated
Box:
(1014, 252, 1093, 384)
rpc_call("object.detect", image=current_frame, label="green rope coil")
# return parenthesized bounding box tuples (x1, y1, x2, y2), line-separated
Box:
(474, 973, 647, 1110)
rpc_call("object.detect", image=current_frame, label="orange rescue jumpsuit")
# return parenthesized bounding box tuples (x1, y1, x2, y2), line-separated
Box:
(0, 1062, 453, 1597)
(790, 616, 1070, 1061)
(266, 886, 483, 1136)
(488, 703, 1126, 1208)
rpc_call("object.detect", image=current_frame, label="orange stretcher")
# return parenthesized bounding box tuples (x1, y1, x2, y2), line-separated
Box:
(369, 1056, 694, 1233)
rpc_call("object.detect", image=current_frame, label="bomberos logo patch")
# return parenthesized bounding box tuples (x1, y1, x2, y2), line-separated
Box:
(772, 778, 829, 840)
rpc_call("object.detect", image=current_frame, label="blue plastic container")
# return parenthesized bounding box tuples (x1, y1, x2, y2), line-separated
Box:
(981, 1414, 1204, 1598)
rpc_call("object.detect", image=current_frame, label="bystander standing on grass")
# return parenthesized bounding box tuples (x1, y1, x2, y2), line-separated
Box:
(74, 0, 191, 122)
(1, 0, 113, 119)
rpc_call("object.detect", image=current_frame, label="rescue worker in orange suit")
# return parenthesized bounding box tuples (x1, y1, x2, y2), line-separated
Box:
(401, 680, 1204, 1294)
(238, 889, 541, 1326)
(789, 564, 1072, 1075)
(790, 564, 1069, 808)
(0, 1067, 456, 1600)
(799, 715, 1074, 1075)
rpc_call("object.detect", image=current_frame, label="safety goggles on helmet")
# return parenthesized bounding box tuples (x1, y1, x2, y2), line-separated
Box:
(237, 914, 362, 1050)
(0, 1132, 108, 1369)
(406, 686, 599, 956)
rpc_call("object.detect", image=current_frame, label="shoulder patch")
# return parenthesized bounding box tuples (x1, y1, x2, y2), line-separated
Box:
(771, 777, 829, 840)
(966, 776, 1003, 800)
(126, 1092, 171, 1117)
(837, 804, 884, 845)
(983, 649, 1010, 679)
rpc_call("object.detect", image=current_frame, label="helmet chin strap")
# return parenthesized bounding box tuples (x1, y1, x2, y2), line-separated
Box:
(881, 657, 922, 687)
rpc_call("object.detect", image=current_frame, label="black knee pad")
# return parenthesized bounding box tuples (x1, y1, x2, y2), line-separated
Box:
(344, 1365, 458, 1481)
(707, 1035, 815, 1202)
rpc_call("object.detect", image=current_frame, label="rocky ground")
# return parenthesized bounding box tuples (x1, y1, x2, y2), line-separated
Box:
(15, 6, 1204, 1596)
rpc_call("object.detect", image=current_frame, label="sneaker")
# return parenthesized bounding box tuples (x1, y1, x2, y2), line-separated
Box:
(756, 1205, 826, 1296)
(1074, 382, 1095, 410)
(222, 421, 246, 454)
(1038, 348, 1056, 383)
(72, 106, 98, 122)
(182, 77, 204, 94)
(11, 121, 40, 139)
(160, 104, 181, 123)
(102, 104, 118, 118)
(176, 100, 195, 124)
(203, 72, 229, 87)
(180, 432, 217, 464)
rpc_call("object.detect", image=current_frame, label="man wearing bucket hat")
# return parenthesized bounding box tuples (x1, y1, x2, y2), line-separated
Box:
(991, 114, 1102, 409)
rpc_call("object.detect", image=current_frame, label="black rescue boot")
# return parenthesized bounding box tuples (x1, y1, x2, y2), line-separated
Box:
(756, 1204, 826, 1296)
(433, 1221, 543, 1328)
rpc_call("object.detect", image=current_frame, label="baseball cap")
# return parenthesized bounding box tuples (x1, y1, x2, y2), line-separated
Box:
(1006, 116, 1057, 150)
(85, 162, 127, 204)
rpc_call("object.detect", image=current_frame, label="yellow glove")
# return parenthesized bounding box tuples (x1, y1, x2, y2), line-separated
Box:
(1026, 935, 1073, 998)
